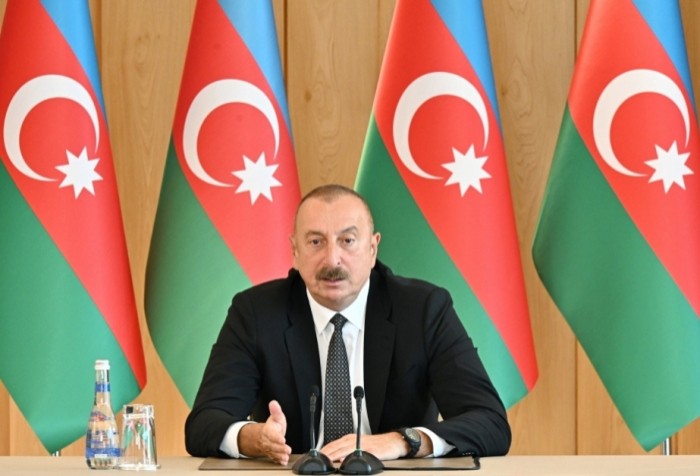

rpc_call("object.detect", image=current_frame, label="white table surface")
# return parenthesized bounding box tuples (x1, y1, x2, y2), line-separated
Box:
(2, 455, 700, 475)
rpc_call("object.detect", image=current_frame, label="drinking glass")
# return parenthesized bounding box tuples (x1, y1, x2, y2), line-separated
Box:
(118, 404, 159, 470)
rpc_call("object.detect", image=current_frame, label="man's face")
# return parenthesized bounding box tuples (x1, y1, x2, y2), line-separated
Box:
(290, 194, 380, 311)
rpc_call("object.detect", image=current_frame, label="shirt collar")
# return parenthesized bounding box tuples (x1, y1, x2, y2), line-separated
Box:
(306, 278, 370, 335)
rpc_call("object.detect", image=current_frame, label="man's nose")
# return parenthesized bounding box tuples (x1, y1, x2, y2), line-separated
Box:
(323, 241, 341, 266)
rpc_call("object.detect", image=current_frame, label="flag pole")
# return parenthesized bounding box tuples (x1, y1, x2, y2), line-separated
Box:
(662, 438, 671, 455)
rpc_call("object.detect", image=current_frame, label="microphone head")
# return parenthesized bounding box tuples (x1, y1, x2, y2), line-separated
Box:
(353, 386, 364, 399)
(310, 385, 320, 398)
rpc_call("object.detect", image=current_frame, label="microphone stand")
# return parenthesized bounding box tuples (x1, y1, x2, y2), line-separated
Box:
(339, 387, 383, 475)
(292, 388, 334, 475)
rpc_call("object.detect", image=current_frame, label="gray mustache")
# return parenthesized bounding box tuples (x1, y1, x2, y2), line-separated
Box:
(316, 267, 349, 280)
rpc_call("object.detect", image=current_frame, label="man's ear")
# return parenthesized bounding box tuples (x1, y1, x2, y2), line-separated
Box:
(370, 232, 381, 259)
(289, 235, 299, 268)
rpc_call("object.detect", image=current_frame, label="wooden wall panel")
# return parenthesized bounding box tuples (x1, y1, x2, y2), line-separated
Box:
(576, 0, 590, 49)
(377, 0, 396, 71)
(9, 400, 46, 455)
(677, 417, 700, 455)
(484, 0, 577, 455)
(0, 380, 9, 455)
(676, 0, 700, 456)
(88, 0, 101, 64)
(272, 0, 285, 75)
(2, 0, 700, 458)
(99, 0, 196, 459)
(287, 0, 381, 194)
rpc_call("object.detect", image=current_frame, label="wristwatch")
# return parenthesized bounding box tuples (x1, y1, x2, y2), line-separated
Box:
(395, 427, 421, 458)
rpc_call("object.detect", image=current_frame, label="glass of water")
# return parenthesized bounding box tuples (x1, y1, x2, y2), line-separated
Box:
(117, 404, 159, 470)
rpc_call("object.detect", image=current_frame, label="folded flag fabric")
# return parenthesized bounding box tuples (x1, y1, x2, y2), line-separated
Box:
(356, 0, 538, 408)
(145, 0, 300, 407)
(0, 0, 146, 453)
(533, 0, 700, 450)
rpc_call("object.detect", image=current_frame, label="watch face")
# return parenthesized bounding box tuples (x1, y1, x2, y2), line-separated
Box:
(405, 428, 420, 443)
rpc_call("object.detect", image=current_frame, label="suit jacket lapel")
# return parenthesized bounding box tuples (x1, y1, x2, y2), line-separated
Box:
(284, 276, 322, 448)
(363, 268, 395, 434)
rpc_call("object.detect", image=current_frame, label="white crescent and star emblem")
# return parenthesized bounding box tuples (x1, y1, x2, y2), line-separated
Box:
(182, 79, 282, 203)
(392, 71, 491, 195)
(593, 69, 693, 192)
(3, 74, 103, 198)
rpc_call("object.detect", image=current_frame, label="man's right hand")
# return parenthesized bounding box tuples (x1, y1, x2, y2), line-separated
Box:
(238, 400, 292, 465)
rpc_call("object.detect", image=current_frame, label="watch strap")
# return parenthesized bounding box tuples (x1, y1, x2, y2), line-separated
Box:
(395, 427, 421, 458)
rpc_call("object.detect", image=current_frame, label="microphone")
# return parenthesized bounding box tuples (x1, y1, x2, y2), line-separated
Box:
(353, 387, 364, 450)
(339, 386, 384, 475)
(310, 385, 319, 449)
(292, 385, 334, 475)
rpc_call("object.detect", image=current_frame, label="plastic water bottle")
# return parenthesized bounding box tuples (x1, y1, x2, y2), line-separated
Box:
(86, 359, 120, 469)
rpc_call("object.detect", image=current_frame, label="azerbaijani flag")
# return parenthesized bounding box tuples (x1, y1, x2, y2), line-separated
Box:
(145, 0, 300, 407)
(0, 0, 146, 453)
(533, 0, 700, 450)
(356, 0, 537, 408)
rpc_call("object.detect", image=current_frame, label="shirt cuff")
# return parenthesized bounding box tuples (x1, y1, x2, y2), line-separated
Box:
(219, 421, 255, 458)
(414, 427, 455, 458)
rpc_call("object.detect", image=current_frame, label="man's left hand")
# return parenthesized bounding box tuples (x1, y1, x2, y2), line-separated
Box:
(320, 430, 433, 462)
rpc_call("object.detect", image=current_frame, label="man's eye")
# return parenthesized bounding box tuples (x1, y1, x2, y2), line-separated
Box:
(343, 238, 355, 245)
(310, 239, 321, 246)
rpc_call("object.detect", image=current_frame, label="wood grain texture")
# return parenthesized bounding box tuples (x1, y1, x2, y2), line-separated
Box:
(377, 0, 396, 71)
(484, 0, 577, 455)
(2, 0, 700, 457)
(287, 0, 380, 194)
(273, 0, 285, 76)
(0, 379, 8, 455)
(675, 0, 700, 456)
(9, 399, 46, 455)
(88, 0, 101, 65)
(576, 0, 590, 50)
(98, 0, 196, 458)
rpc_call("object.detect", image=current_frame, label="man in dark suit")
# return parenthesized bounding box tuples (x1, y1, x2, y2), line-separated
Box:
(185, 184, 510, 464)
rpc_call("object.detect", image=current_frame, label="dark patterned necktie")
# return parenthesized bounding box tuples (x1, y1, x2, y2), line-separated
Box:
(324, 314, 353, 444)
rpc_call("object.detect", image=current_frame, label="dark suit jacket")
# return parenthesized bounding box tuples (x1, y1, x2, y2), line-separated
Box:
(185, 261, 511, 457)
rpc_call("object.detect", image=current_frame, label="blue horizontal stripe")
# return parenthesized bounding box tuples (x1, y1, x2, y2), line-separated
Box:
(632, 0, 696, 110)
(217, 0, 292, 137)
(40, 0, 107, 116)
(430, 0, 501, 127)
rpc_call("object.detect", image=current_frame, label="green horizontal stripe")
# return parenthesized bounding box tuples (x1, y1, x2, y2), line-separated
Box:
(145, 139, 252, 407)
(356, 115, 527, 408)
(0, 161, 140, 453)
(533, 107, 700, 451)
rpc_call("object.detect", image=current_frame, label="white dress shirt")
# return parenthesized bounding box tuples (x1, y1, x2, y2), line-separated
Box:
(219, 278, 454, 457)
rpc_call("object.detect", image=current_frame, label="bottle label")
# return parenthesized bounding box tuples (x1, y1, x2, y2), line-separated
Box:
(85, 447, 120, 458)
(95, 382, 110, 393)
(89, 410, 112, 422)
(86, 428, 120, 458)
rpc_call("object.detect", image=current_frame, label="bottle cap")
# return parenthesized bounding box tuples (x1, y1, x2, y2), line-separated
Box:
(95, 360, 110, 370)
